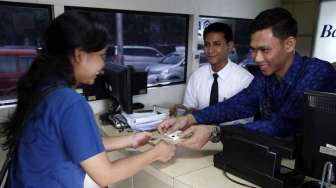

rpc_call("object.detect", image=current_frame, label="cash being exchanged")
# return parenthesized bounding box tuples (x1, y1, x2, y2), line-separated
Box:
(151, 127, 188, 144)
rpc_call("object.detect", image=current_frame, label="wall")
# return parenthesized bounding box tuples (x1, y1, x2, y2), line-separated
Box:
(0, 0, 281, 115)
(311, 0, 336, 63)
(282, 0, 319, 57)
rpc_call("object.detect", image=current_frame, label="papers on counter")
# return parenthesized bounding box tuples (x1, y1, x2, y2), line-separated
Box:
(121, 111, 167, 131)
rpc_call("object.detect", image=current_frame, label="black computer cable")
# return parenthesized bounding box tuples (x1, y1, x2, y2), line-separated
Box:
(223, 170, 258, 188)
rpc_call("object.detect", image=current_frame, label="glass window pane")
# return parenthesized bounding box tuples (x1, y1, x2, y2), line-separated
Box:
(142, 49, 157, 56)
(198, 17, 253, 67)
(20, 56, 35, 72)
(161, 53, 183, 64)
(0, 2, 51, 102)
(65, 7, 188, 88)
(0, 56, 16, 73)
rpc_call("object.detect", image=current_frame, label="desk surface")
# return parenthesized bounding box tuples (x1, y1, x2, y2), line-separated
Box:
(99, 125, 259, 188)
(99, 120, 335, 188)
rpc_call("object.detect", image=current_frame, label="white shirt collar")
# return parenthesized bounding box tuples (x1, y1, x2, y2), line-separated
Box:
(208, 59, 234, 80)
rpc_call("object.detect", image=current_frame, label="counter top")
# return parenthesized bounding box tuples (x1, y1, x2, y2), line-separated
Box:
(99, 124, 258, 188)
(98, 119, 335, 188)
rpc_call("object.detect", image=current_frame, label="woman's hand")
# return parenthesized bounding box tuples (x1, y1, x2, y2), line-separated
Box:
(152, 141, 176, 162)
(130, 132, 152, 148)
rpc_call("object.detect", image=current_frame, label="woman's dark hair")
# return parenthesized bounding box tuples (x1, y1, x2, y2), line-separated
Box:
(203, 22, 233, 43)
(249, 7, 297, 40)
(1, 11, 110, 151)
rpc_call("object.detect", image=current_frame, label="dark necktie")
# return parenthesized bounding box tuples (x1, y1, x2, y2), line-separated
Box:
(209, 73, 219, 106)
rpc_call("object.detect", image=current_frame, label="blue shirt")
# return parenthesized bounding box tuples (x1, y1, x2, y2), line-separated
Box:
(193, 54, 336, 137)
(8, 87, 105, 188)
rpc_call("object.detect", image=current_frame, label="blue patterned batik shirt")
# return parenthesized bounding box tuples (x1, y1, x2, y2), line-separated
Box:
(192, 53, 336, 137)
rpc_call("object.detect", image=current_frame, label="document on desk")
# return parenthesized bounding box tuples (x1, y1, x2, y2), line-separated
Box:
(121, 112, 167, 131)
(129, 119, 163, 131)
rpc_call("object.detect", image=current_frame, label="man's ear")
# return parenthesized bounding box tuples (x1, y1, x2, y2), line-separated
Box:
(284, 37, 296, 53)
(228, 41, 234, 51)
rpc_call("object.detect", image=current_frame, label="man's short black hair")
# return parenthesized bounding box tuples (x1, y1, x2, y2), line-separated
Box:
(203, 22, 233, 42)
(249, 8, 297, 39)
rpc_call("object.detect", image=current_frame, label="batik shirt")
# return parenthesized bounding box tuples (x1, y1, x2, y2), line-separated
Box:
(193, 53, 336, 137)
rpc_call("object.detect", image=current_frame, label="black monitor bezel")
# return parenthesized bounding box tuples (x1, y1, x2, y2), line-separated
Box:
(103, 64, 133, 114)
(296, 91, 336, 182)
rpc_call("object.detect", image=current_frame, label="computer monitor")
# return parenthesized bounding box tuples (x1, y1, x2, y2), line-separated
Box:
(296, 91, 336, 184)
(81, 63, 147, 114)
(103, 63, 133, 114)
(131, 70, 147, 95)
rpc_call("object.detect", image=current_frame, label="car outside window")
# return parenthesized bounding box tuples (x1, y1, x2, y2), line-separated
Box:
(19, 56, 34, 72)
(113, 46, 165, 71)
(146, 51, 185, 86)
(124, 48, 162, 57)
(0, 48, 37, 98)
(160, 53, 183, 65)
(65, 6, 188, 90)
(0, 56, 16, 73)
(0, 2, 51, 102)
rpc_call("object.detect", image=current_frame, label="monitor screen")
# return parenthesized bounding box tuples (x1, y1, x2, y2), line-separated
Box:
(296, 91, 336, 182)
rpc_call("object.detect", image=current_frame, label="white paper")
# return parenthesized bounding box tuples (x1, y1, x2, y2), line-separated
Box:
(129, 119, 163, 131)
(122, 112, 167, 126)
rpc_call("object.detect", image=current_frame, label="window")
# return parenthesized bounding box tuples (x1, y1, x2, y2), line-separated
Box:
(0, 57, 16, 73)
(65, 6, 189, 87)
(0, 2, 52, 103)
(19, 56, 35, 72)
(124, 48, 162, 57)
(198, 16, 253, 67)
(161, 53, 184, 65)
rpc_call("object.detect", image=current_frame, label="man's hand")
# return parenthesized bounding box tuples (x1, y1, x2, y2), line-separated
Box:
(159, 114, 196, 134)
(130, 132, 152, 148)
(170, 104, 198, 117)
(177, 125, 214, 150)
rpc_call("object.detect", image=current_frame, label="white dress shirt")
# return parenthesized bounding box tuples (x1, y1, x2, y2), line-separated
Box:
(183, 60, 254, 125)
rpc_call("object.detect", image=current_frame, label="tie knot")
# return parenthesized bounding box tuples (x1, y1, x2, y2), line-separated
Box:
(213, 73, 218, 79)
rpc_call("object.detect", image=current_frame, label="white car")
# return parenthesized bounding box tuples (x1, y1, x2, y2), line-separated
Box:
(112, 45, 165, 71)
(146, 51, 185, 85)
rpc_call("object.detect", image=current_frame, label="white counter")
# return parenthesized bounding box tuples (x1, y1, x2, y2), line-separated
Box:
(99, 125, 259, 188)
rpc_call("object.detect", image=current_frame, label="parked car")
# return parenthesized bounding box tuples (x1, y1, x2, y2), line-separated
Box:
(0, 47, 37, 97)
(111, 45, 165, 71)
(146, 51, 185, 85)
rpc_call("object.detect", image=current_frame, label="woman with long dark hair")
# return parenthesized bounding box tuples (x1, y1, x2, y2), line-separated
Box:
(1, 11, 175, 187)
